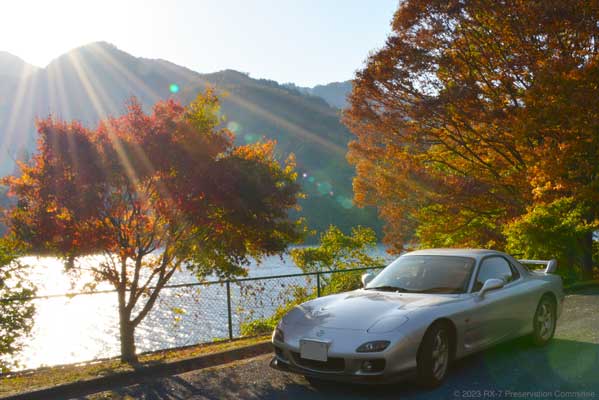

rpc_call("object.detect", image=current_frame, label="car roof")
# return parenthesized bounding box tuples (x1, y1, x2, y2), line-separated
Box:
(403, 248, 508, 260)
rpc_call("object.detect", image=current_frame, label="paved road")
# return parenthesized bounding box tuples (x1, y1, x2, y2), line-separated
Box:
(85, 288, 599, 400)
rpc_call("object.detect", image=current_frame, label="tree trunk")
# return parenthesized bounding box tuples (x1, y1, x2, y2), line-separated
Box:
(580, 230, 594, 281)
(118, 288, 138, 363)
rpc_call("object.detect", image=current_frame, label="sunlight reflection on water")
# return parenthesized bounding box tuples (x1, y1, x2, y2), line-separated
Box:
(14, 246, 392, 370)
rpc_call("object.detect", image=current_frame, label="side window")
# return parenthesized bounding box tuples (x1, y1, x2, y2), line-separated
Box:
(474, 257, 514, 291)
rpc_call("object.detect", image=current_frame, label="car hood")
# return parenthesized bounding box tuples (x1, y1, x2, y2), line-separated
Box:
(283, 290, 461, 331)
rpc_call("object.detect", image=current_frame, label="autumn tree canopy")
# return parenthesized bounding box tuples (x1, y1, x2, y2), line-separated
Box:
(345, 0, 599, 278)
(4, 90, 304, 361)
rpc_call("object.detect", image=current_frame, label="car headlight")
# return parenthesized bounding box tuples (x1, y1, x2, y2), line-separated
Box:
(273, 326, 284, 343)
(356, 340, 390, 353)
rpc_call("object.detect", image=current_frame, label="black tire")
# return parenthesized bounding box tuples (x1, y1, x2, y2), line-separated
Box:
(532, 295, 556, 346)
(416, 322, 451, 388)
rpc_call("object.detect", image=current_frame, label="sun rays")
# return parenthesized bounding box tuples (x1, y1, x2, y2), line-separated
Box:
(1, 62, 37, 167)
(221, 89, 347, 157)
(2, 41, 347, 205)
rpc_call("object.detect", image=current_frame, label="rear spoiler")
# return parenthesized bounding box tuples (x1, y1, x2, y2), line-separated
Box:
(518, 259, 558, 274)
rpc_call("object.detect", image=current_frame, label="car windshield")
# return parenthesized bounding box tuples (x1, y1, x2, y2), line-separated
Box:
(366, 255, 475, 294)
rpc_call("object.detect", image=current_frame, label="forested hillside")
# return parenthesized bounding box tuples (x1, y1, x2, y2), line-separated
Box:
(0, 42, 379, 238)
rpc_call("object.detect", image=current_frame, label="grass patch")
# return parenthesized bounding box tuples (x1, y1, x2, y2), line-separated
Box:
(0, 335, 269, 397)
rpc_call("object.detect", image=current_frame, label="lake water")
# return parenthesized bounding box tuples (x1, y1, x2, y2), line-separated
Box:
(13, 246, 394, 370)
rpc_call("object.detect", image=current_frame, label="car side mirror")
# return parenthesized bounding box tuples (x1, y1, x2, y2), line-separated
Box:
(361, 272, 375, 287)
(479, 278, 504, 298)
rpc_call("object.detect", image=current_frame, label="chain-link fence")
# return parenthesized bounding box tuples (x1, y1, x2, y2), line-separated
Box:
(3, 266, 384, 370)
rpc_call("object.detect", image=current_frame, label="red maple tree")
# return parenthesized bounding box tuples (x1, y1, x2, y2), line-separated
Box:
(4, 90, 304, 361)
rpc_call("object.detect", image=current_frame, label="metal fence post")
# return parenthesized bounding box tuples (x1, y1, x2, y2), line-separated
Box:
(226, 280, 233, 340)
(316, 272, 321, 297)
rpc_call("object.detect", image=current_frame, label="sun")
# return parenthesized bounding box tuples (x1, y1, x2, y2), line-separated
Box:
(0, 0, 142, 68)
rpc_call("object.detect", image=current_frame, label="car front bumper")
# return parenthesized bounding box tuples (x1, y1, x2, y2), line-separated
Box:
(269, 344, 417, 385)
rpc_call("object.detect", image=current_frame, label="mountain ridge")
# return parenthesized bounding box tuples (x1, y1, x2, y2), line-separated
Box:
(5, 42, 352, 101)
(0, 42, 374, 236)
(0, 51, 38, 78)
(284, 80, 352, 109)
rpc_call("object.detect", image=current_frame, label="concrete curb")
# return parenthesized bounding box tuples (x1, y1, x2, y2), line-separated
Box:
(1, 341, 272, 400)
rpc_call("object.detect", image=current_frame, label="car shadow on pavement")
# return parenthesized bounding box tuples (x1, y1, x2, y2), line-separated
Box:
(92, 337, 599, 400)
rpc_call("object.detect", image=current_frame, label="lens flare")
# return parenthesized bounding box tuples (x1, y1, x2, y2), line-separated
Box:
(316, 181, 333, 195)
(243, 133, 259, 143)
(227, 121, 241, 133)
(336, 195, 354, 209)
(169, 83, 180, 94)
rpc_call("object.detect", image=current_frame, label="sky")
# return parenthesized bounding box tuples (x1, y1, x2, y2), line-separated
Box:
(0, 0, 398, 87)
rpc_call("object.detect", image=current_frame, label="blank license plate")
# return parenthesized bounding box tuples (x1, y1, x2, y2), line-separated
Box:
(300, 340, 328, 362)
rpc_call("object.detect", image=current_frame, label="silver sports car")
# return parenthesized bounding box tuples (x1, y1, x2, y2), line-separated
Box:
(270, 249, 564, 387)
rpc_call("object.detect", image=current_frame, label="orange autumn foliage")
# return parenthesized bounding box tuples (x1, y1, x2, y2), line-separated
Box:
(345, 0, 599, 277)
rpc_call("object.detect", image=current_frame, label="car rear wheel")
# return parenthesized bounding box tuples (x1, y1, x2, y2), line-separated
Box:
(417, 322, 451, 387)
(532, 295, 556, 346)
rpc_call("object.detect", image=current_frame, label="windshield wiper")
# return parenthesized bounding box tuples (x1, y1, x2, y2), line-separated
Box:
(412, 287, 461, 294)
(365, 285, 409, 293)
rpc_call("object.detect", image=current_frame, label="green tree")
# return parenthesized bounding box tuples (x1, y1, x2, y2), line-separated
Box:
(0, 237, 35, 372)
(291, 225, 383, 272)
(504, 198, 599, 283)
(241, 226, 385, 336)
(291, 225, 384, 294)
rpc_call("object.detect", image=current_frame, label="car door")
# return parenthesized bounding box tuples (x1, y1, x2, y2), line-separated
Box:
(462, 256, 521, 351)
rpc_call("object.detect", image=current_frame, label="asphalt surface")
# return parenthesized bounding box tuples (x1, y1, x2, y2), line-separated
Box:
(83, 288, 599, 400)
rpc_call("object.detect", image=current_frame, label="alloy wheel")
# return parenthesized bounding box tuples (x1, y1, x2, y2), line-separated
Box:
(535, 301, 555, 341)
(431, 330, 449, 380)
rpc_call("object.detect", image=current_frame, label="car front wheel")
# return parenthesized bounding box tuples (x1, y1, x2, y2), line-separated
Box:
(417, 322, 451, 387)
